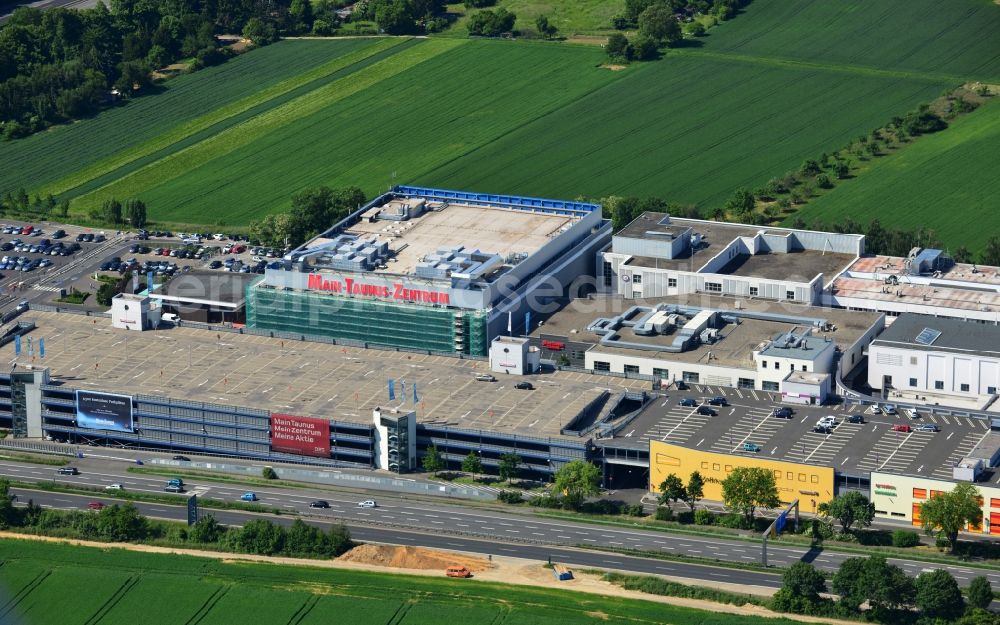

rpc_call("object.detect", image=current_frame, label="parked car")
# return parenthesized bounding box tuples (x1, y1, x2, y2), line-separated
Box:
(904, 408, 921, 420)
(707, 396, 728, 406)
(866, 405, 883, 415)
(883, 404, 898, 416)
(475, 374, 497, 382)
(52, 229, 66, 239)
(917, 423, 940, 432)
(847, 414, 865, 424)
(309, 500, 331, 509)
(742, 442, 761, 452)
(240, 492, 258, 502)
(357, 500, 377, 508)
(772, 407, 794, 419)
(514, 382, 534, 390)
(57, 466, 79, 475)
(817, 416, 837, 428)
(696, 405, 717, 416)
(813, 425, 833, 434)
(892, 424, 912, 433)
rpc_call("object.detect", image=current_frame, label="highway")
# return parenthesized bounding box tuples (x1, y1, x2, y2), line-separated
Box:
(4, 457, 1000, 589)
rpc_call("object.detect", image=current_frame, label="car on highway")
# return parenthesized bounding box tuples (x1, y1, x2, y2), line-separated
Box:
(892, 424, 912, 433)
(358, 500, 377, 508)
(772, 407, 794, 419)
(707, 396, 728, 406)
(475, 374, 497, 382)
(56, 466, 79, 475)
(309, 500, 331, 509)
(696, 405, 717, 416)
(172, 455, 191, 461)
(164, 484, 185, 493)
(87, 501, 106, 510)
(847, 414, 865, 424)
(105, 483, 124, 490)
(917, 423, 940, 433)
(240, 492, 258, 502)
(678, 398, 698, 407)
(514, 382, 534, 390)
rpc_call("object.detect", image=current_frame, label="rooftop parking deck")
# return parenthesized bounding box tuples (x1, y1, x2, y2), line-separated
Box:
(21, 311, 647, 440)
(605, 382, 992, 482)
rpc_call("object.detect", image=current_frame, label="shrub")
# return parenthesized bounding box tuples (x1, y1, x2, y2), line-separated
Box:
(496, 490, 523, 504)
(694, 509, 714, 525)
(527, 494, 562, 508)
(262, 466, 278, 480)
(624, 503, 645, 517)
(687, 22, 706, 37)
(655, 507, 675, 522)
(815, 173, 832, 189)
(891, 529, 920, 548)
(467, 8, 515, 36)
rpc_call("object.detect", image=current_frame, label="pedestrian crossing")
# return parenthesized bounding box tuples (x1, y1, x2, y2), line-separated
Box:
(33, 285, 60, 292)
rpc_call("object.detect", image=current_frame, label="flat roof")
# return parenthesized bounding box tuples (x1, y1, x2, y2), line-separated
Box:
(308, 201, 575, 277)
(873, 313, 1000, 358)
(608, 382, 991, 482)
(23, 311, 648, 440)
(529, 294, 881, 368)
(615, 213, 762, 244)
(831, 255, 1000, 313)
(716, 250, 855, 283)
(149, 272, 256, 309)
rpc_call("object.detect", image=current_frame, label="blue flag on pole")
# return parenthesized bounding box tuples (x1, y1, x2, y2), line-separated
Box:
(14, 335, 21, 356)
(388, 379, 395, 401)
(412, 383, 418, 404)
(39, 338, 45, 358)
(775, 511, 787, 535)
(147, 271, 155, 290)
(525, 311, 531, 336)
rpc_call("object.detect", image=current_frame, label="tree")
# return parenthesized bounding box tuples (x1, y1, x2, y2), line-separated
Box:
(637, 2, 680, 46)
(461, 451, 482, 480)
(833, 556, 915, 619)
(952, 246, 973, 264)
(535, 14, 557, 39)
(553, 459, 601, 509)
(124, 198, 147, 228)
(498, 452, 521, 484)
(687, 21, 705, 37)
(97, 282, 118, 306)
(189, 514, 223, 543)
(235, 518, 285, 555)
(289, 0, 314, 32)
(920, 483, 982, 553)
(605, 33, 632, 61)
(771, 561, 827, 613)
(834, 161, 850, 179)
(657, 473, 686, 507)
(915, 569, 964, 620)
(249, 213, 292, 249)
(723, 187, 755, 216)
(422, 443, 444, 475)
(243, 17, 277, 45)
(632, 35, 659, 61)
(102, 198, 123, 224)
(287, 185, 366, 247)
(466, 8, 515, 36)
(375, 0, 415, 35)
(982, 235, 1000, 267)
(967, 576, 993, 611)
(817, 491, 874, 534)
(95, 502, 148, 542)
(686, 471, 704, 511)
(720, 466, 779, 522)
(0, 478, 15, 529)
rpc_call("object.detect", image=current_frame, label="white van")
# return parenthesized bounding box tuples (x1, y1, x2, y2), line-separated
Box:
(161, 313, 179, 323)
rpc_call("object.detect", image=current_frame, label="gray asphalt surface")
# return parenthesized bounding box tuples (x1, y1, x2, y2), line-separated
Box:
(3, 457, 999, 588)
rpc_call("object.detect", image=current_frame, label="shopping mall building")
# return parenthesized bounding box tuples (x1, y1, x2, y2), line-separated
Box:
(246, 186, 611, 356)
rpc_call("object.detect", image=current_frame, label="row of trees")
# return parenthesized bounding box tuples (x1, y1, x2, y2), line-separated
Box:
(602, 195, 701, 232)
(0, 188, 70, 219)
(354, 0, 450, 35)
(94, 198, 148, 229)
(248, 186, 366, 249)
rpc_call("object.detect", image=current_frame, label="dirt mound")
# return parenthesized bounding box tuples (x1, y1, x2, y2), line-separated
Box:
(339, 544, 490, 572)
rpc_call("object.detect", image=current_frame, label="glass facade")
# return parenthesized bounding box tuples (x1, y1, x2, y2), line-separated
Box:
(247, 286, 487, 355)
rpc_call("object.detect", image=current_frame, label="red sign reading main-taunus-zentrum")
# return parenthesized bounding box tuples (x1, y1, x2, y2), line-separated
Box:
(306, 274, 450, 304)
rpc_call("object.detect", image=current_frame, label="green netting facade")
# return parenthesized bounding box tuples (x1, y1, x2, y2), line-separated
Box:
(246, 286, 487, 356)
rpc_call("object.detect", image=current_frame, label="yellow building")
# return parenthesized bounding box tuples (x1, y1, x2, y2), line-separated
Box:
(870, 471, 995, 534)
(649, 441, 835, 512)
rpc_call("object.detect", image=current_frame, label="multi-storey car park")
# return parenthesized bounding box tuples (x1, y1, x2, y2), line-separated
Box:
(4, 199, 1000, 519)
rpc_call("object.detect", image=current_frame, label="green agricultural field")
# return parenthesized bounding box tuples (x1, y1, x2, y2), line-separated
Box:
(0, 37, 394, 196)
(0, 538, 812, 625)
(788, 99, 1000, 253)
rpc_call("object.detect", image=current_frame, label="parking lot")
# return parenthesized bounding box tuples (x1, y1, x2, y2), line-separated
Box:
(20, 311, 648, 439)
(608, 384, 992, 480)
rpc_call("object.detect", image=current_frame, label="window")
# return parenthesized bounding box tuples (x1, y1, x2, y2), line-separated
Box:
(786, 290, 795, 300)
(801, 365, 808, 372)
(682, 371, 700, 383)
(705, 282, 722, 293)
(934, 380, 944, 390)
(653, 368, 669, 379)
(884, 375, 892, 386)
(762, 360, 767, 369)
(632, 274, 642, 284)
(910, 356, 918, 365)
(913, 488, 927, 499)
(990, 498, 1000, 509)
(810, 475, 818, 484)
(930, 490, 944, 498)
(668, 278, 677, 288)
(593, 361, 610, 372)
(989, 386, 997, 395)
(909, 378, 917, 387)
(725, 465, 732, 472)
(961, 383, 970, 392)
(712, 463, 720, 471)
(762, 381, 779, 391)
(749, 286, 759, 296)
(737, 377, 755, 389)
(602, 261, 612, 287)
(624, 364, 640, 374)
(798, 473, 806, 482)
(774, 361, 780, 369)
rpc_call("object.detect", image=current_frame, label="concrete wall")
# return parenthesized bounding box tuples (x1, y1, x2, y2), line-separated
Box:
(868, 344, 1000, 399)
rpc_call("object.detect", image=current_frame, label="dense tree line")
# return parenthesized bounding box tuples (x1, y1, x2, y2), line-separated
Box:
(0, 0, 303, 139)
(248, 185, 366, 249)
(353, 0, 449, 35)
(607, 0, 750, 62)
